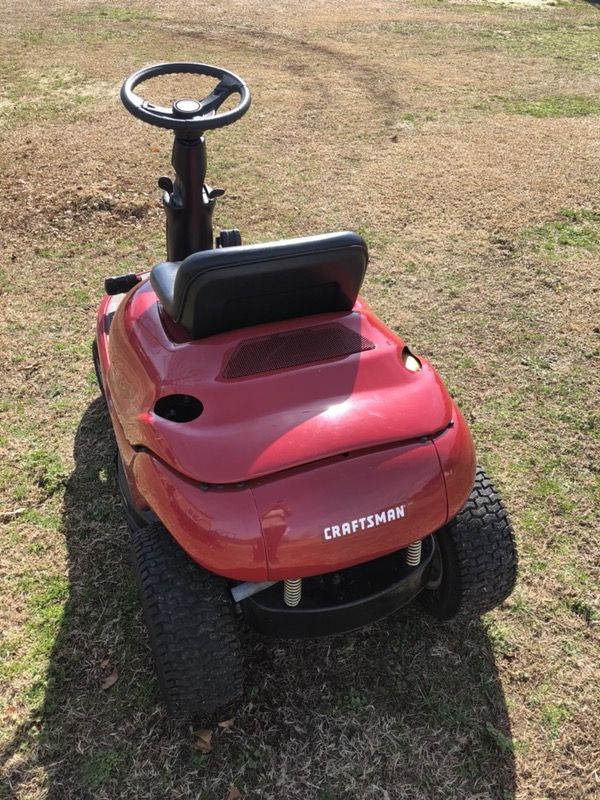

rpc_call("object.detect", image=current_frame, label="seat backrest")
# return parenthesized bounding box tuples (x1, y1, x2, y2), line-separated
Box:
(150, 231, 368, 339)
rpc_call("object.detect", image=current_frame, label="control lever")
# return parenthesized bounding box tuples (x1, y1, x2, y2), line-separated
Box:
(158, 176, 174, 200)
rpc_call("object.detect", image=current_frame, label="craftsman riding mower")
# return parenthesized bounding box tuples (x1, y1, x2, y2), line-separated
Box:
(93, 62, 517, 721)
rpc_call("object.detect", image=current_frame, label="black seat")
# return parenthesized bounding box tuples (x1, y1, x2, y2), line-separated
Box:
(150, 231, 368, 339)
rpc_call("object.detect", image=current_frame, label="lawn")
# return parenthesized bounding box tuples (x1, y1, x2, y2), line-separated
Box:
(0, 1, 598, 798)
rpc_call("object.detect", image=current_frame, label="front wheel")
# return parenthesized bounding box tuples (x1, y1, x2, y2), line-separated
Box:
(419, 466, 517, 620)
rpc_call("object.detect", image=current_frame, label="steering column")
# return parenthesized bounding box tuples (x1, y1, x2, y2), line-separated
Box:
(120, 62, 251, 261)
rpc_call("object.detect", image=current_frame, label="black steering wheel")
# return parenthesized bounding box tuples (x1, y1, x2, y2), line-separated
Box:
(120, 62, 251, 133)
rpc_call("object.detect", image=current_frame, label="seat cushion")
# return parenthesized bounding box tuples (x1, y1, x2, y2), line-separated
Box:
(150, 231, 368, 339)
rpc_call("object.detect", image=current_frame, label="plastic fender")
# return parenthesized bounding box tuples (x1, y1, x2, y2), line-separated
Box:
(432, 406, 476, 523)
(132, 451, 269, 581)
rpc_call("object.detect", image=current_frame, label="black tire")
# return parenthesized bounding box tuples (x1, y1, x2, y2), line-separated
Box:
(130, 522, 243, 721)
(217, 228, 242, 247)
(419, 466, 517, 620)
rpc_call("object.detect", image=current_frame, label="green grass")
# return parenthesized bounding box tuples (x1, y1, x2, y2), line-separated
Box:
(568, 598, 599, 624)
(474, 16, 600, 73)
(0, 572, 68, 711)
(522, 208, 600, 254)
(484, 723, 515, 756)
(386, 8, 600, 75)
(485, 620, 516, 660)
(94, 7, 157, 22)
(23, 449, 69, 499)
(504, 95, 600, 118)
(79, 749, 126, 791)
(541, 703, 572, 741)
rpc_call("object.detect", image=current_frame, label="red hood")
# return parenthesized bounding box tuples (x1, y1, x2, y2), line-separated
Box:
(104, 281, 453, 484)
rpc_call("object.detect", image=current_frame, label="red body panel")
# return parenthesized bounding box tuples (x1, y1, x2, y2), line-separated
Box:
(133, 451, 268, 581)
(96, 279, 475, 580)
(105, 279, 453, 484)
(251, 440, 446, 579)
(127, 434, 458, 582)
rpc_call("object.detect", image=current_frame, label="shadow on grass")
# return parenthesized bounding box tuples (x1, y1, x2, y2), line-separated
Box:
(1, 399, 517, 799)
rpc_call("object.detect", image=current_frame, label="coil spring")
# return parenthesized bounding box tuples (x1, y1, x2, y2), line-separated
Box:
(406, 540, 422, 567)
(284, 578, 302, 607)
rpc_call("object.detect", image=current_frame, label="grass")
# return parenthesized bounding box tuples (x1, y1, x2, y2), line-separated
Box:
(91, 7, 157, 22)
(484, 722, 515, 756)
(522, 208, 600, 254)
(0, 66, 103, 127)
(79, 749, 125, 790)
(504, 95, 600, 118)
(0, 0, 599, 798)
(471, 13, 600, 73)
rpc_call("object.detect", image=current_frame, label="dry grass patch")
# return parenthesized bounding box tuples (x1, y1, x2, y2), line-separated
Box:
(1, 1, 599, 799)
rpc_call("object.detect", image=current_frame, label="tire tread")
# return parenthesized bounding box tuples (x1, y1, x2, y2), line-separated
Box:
(421, 466, 517, 619)
(130, 522, 243, 720)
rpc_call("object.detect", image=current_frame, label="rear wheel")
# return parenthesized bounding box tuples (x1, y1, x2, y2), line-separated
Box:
(130, 521, 243, 721)
(420, 466, 517, 620)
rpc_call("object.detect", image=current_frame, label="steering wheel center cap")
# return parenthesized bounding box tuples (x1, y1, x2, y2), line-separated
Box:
(173, 98, 202, 117)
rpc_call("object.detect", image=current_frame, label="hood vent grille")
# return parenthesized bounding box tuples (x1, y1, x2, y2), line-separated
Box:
(222, 323, 375, 379)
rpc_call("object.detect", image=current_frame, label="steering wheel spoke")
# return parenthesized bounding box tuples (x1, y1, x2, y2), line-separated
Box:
(141, 100, 171, 115)
(197, 78, 237, 116)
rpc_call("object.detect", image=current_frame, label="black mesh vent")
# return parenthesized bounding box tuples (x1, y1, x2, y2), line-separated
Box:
(222, 323, 375, 379)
